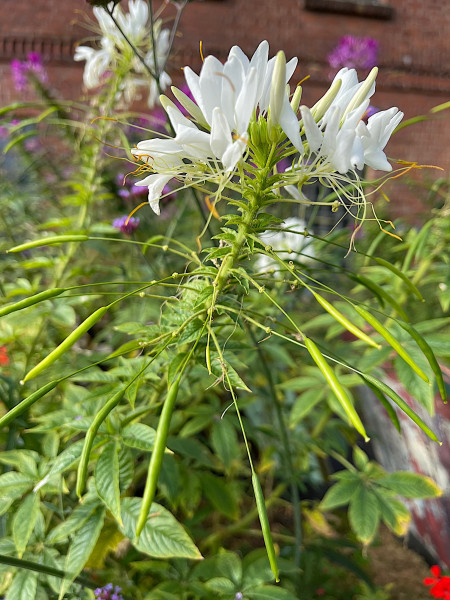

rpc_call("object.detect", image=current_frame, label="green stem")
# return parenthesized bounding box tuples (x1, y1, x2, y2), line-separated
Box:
(248, 327, 303, 568)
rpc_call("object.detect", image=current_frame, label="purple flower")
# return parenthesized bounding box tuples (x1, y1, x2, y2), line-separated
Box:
(235, 594, 244, 600)
(10, 52, 48, 93)
(113, 215, 140, 234)
(94, 584, 123, 600)
(328, 36, 379, 71)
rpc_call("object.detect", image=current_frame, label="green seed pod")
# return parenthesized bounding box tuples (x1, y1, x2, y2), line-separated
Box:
(8, 235, 88, 253)
(0, 380, 60, 429)
(304, 337, 369, 441)
(354, 305, 429, 383)
(22, 305, 110, 383)
(363, 374, 440, 444)
(0, 288, 65, 318)
(136, 378, 180, 536)
(252, 471, 280, 582)
(312, 292, 381, 349)
(398, 321, 447, 402)
(76, 387, 126, 497)
(373, 257, 424, 302)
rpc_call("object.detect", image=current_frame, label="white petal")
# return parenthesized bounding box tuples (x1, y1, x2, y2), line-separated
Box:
(210, 107, 232, 160)
(135, 174, 173, 215)
(300, 106, 322, 152)
(221, 133, 248, 171)
(279, 95, 303, 152)
(235, 66, 258, 133)
(199, 55, 225, 125)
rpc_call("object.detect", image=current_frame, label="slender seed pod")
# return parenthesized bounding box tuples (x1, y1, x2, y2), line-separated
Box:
(347, 273, 408, 320)
(76, 387, 126, 497)
(362, 374, 441, 444)
(0, 380, 60, 429)
(312, 292, 381, 349)
(362, 378, 401, 433)
(397, 321, 447, 401)
(304, 337, 369, 441)
(8, 235, 88, 253)
(354, 305, 429, 383)
(22, 306, 110, 383)
(252, 471, 280, 582)
(373, 257, 424, 301)
(0, 288, 65, 318)
(136, 378, 180, 536)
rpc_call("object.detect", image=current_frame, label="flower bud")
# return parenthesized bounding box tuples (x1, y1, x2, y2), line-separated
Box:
(311, 77, 342, 121)
(290, 85, 303, 114)
(342, 66, 378, 119)
(268, 51, 287, 139)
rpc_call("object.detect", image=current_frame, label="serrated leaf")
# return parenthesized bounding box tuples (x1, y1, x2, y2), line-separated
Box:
(85, 521, 124, 569)
(95, 442, 121, 524)
(122, 423, 157, 451)
(118, 446, 134, 493)
(200, 472, 238, 519)
(246, 586, 298, 600)
(204, 577, 235, 592)
(46, 499, 100, 544)
(320, 480, 360, 511)
(5, 570, 38, 600)
(348, 486, 380, 544)
(60, 506, 106, 596)
(377, 472, 442, 498)
(12, 493, 40, 557)
(121, 497, 202, 559)
(0, 472, 34, 499)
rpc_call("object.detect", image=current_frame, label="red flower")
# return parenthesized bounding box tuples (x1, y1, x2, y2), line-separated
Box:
(0, 346, 9, 366)
(424, 566, 450, 599)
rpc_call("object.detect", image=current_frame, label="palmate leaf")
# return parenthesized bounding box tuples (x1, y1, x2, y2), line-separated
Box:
(377, 471, 442, 498)
(348, 486, 380, 544)
(121, 497, 202, 560)
(320, 479, 361, 511)
(373, 490, 411, 536)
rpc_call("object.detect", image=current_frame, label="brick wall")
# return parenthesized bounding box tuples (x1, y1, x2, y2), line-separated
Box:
(0, 0, 449, 217)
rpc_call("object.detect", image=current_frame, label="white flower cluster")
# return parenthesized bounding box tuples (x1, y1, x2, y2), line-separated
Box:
(75, 0, 171, 107)
(131, 41, 403, 214)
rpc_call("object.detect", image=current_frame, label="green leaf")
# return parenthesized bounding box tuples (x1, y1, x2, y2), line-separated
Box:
(200, 472, 239, 519)
(195, 551, 243, 585)
(44, 439, 85, 479)
(246, 586, 298, 600)
(118, 445, 134, 493)
(353, 447, 369, 471)
(320, 480, 361, 511)
(204, 577, 235, 592)
(289, 388, 324, 426)
(122, 423, 157, 451)
(46, 499, 100, 544)
(95, 441, 121, 524)
(0, 472, 34, 499)
(348, 486, 380, 544)
(210, 419, 239, 471)
(60, 506, 106, 596)
(12, 493, 40, 557)
(5, 570, 38, 600)
(373, 490, 411, 536)
(377, 472, 442, 498)
(121, 497, 202, 559)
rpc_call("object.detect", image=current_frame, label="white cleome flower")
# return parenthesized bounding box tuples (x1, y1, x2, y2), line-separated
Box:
(130, 41, 403, 216)
(75, 0, 171, 106)
(256, 217, 315, 274)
